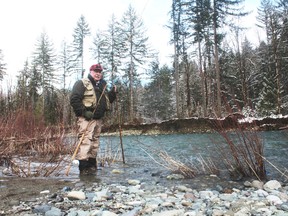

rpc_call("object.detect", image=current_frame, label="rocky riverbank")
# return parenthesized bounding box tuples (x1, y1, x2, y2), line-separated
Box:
(1, 174, 288, 216)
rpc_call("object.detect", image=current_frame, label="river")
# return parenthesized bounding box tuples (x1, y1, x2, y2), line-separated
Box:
(1, 130, 287, 198)
(76, 130, 288, 186)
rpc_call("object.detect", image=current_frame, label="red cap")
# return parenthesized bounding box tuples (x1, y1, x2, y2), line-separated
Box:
(90, 64, 103, 72)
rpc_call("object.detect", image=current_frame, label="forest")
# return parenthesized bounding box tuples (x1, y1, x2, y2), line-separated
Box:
(0, 0, 287, 128)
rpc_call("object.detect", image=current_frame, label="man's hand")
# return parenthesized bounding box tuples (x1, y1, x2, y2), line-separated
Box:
(84, 111, 93, 120)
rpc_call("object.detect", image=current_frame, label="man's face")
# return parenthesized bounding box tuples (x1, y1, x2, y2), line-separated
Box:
(90, 70, 102, 81)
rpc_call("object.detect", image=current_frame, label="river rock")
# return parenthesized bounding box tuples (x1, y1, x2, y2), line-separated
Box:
(152, 209, 185, 216)
(67, 191, 86, 200)
(127, 179, 140, 185)
(2, 177, 288, 216)
(264, 180, 282, 191)
(166, 173, 184, 180)
(251, 180, 264, 189)
(111, 169, 124, 174)
(45, 207, 62, 216)
(266, 194, 283, 205)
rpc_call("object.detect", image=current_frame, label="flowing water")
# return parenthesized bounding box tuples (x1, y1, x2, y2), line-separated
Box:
(1, 130, 288, 201)
(96, 130, 288, 182)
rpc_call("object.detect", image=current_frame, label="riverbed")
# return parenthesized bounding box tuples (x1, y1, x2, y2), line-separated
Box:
(1, 130, 287, 212)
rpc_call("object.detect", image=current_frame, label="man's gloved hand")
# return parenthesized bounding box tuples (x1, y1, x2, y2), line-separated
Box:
(83, 111, 94, 120)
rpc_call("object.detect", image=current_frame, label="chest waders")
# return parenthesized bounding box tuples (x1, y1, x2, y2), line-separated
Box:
(65, 83, 107, 176)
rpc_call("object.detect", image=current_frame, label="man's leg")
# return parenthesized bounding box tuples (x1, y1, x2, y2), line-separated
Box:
(75, 117, 97, 175)
(87, 119, 103, 171)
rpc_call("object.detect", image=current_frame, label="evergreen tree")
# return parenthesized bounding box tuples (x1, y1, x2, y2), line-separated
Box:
(170, 0, 183, 118)
(16, 60, 30, 109)
(0, 49, 6, 81)
(72, 14, 90, 78)
(57, 40, 76, 125)
(183, 0, 212, 117)
(33, 31, 57, 89)
(119, 5, 152, 122)
(27, 63, 41, 112)
(32, 31, 57, 122)
(211, 0, 248, 117)
(276, 0, 288, 113)
(257, 0, 284, 114)
(143, 61, 173, 121)
(58, 40, 76, 91)
(240, 38, 258, 108)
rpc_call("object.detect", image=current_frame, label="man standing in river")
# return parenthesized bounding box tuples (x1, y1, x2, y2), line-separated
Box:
(70, 63, 117, 175)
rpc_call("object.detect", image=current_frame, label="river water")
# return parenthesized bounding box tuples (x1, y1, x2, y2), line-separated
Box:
(73, 130, 288, 186)
(1, 130, 288, 194)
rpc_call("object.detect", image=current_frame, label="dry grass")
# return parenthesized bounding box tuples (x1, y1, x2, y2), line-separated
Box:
(134, 137, 220, 178)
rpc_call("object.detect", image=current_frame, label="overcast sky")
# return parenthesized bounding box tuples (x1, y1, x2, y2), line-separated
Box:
(0, 0, 263, 83)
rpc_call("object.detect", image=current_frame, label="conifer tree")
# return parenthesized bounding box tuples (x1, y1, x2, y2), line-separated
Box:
(57, 40, 76, 125)
(58, 40, 76, 91)
(16, 60, 30, 109)
(184, 0, 211, 117)
(119, 5, 151, 122)
(257, 0, 284, 114)
(72, 14, 90, 79)
(32, 31, 57, 122)
(211, 0, 248, 117)
(0, 49, 6, 81)
(143, 61, 173, 121)
(170, 0, 182, 118)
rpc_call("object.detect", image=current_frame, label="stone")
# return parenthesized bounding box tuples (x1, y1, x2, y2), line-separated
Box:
(251, 180, 264, 189)
(264, 180, 282, 191)
(127, 179, 140, 185)
(67, 191, 86, 200)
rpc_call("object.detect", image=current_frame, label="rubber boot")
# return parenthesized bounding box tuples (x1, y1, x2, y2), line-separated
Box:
(88, 158, 97, 172)
(79, 160, 91, 175)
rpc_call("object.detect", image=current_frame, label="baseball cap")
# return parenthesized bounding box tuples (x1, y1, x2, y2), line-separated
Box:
(90, 64, 103, 72)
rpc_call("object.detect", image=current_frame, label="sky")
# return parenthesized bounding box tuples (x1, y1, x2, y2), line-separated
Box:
(0, 0, 263, 85)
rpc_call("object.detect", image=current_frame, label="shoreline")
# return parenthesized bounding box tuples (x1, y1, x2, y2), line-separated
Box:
(1, 175, 288, 215)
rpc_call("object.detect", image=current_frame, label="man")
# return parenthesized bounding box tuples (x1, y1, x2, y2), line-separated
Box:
(70, 63, 117, 175)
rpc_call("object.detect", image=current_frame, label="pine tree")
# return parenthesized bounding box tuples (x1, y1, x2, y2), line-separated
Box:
(170, 0, 182, 118)
(0, 49, 6, 81)
(58, 40, 76, 91)
(32, 31, 57, 122)
(16, 60, 30, 109)
(211, 0, 248, 117)
(184, 0, 211, 117)
(72, 14, 90, 79)
(257, 0, 284, 114)
(143, 61, 173, 121)
(119, 5, 151, 122)
(57, 40, 76, 125)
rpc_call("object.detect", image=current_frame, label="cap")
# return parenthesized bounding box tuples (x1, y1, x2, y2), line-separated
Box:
(90, 64, 103, 72)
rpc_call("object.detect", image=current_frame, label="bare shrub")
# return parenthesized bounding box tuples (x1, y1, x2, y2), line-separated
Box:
(211, 115, 266, 180)
(0, 109, 71, 177)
